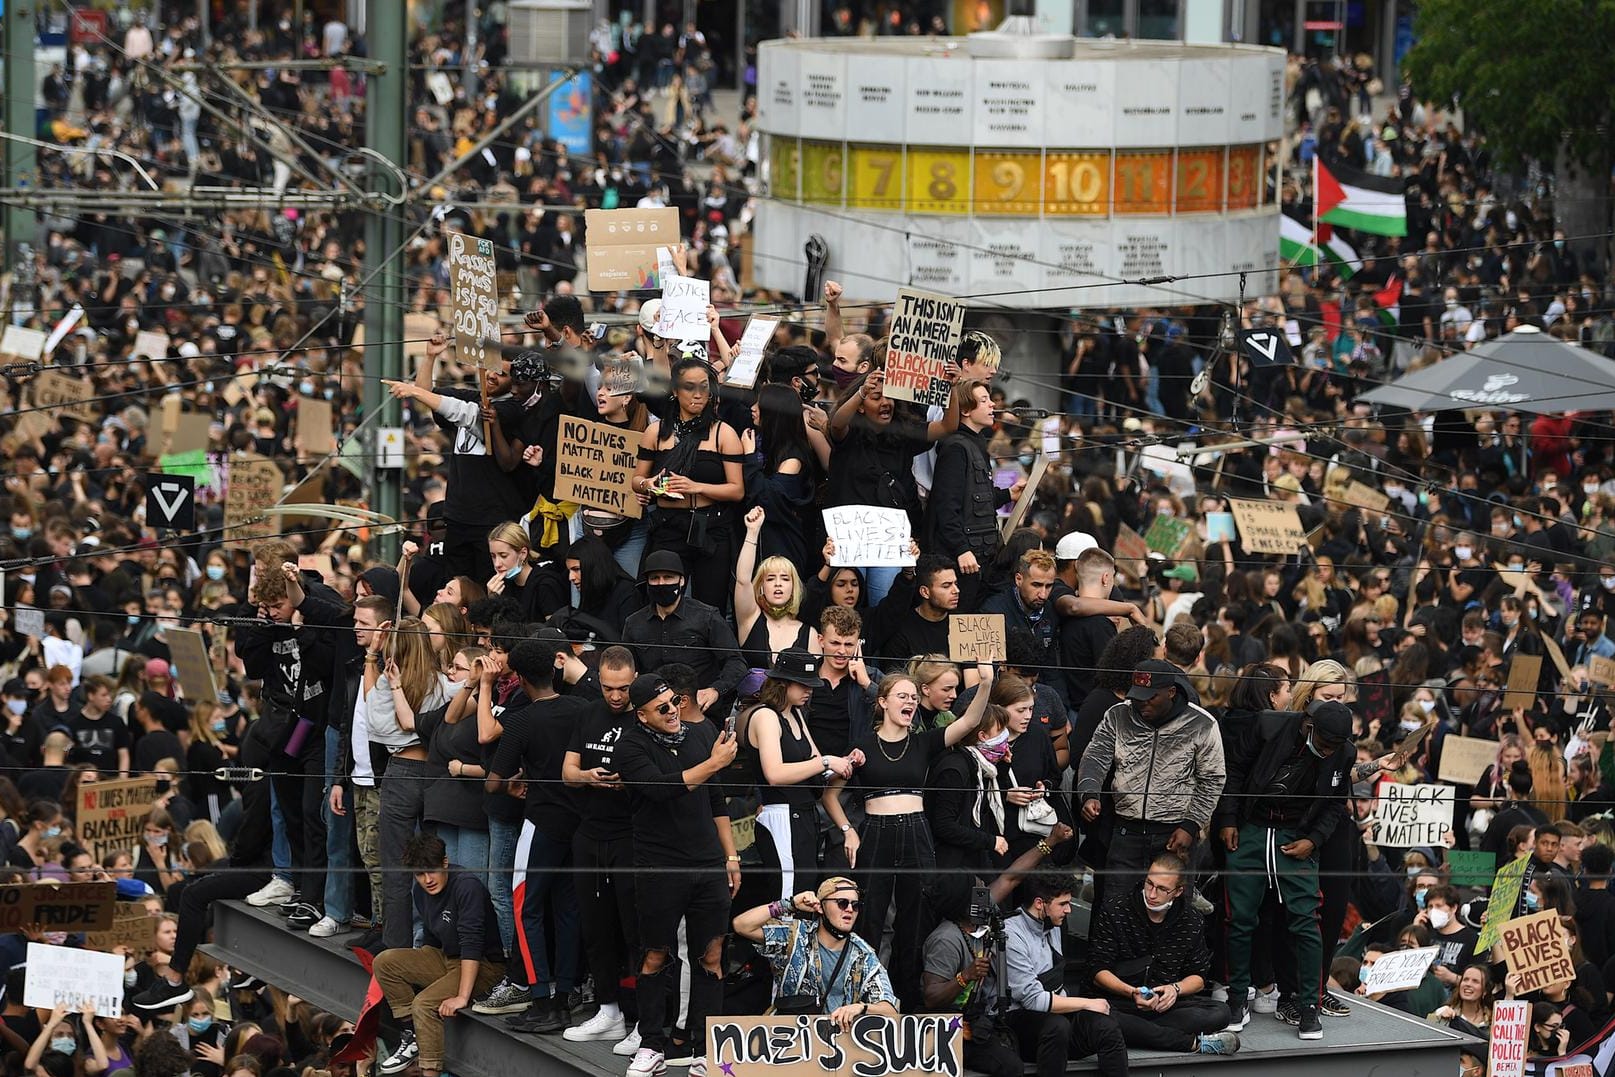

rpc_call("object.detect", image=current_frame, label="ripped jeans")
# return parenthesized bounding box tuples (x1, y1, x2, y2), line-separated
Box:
(632, 868, 730, 1051)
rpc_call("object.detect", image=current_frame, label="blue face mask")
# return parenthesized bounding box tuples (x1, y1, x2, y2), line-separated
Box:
(127, 614, 141, 626)
(206, 564, 226, 581)
(43, 826, 60, 839)
(1414, 888, 1428, 909)
(503, 565, 523, 581)
(49, 1038, 75, 1056)
(5, 699, 23, 716)
(1018, 454, 1035, 467)
(211, 718, 228, 734)
(1523, 890, 1541, 912)
(11, 527, 30, 541)
(186, 1016, 213, 1034)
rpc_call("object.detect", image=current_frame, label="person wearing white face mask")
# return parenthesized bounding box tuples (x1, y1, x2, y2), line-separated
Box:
(1087, 852, 1241, 1055)
(1413, 884, 1477, 987)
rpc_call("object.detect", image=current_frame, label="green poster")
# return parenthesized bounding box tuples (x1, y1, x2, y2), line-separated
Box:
(1474, 854, 1529, 953)
(1144, 513, 1193, 556)
(1446, 849, 1497, 889)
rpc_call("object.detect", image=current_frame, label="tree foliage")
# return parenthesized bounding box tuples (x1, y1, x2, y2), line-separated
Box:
(1404, 0, 1615, 173)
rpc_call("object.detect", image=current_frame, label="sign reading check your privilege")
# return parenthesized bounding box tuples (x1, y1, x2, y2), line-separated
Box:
(883, 288, 965, 407)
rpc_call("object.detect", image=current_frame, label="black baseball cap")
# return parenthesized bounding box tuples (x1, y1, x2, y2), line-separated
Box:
(629, 674, 673, 710)
(1126, 659, 1183, 701)
(1307, 699, 1353, 742)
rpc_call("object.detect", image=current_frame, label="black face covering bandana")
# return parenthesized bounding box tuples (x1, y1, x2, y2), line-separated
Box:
(797, 378, 818, 405)
(648, 581, 682, 607)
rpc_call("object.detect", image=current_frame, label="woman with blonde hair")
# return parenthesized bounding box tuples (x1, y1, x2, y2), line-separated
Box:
(908, 655, 964, 728)
(1290, 658, 1354, 711)
(734, 506, 814, 669)
(186, 703, 236, 823)
(1528, 743, 1570, 819)
(369, 617, 462, 950)
(486, 520, 555, 620)
(421, 602, 471, 672)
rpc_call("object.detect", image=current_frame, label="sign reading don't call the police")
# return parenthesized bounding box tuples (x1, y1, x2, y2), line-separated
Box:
(707, 1014, 963, 1077)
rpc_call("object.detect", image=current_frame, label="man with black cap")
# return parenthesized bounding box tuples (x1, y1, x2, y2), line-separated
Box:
(622, 551, 746, 716)
(1215, 698, 1354, 1041)
(613, 673, 737, 1077)
(1076, 658, 1225, 905)
(732, 876, 898, 1030)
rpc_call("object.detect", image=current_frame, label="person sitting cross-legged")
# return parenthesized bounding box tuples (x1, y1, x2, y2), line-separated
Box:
(1086, 852, 1239, 1056)
(374, 833, 508, 1077)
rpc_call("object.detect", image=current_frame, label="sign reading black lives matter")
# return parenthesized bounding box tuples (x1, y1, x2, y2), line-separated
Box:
(449, 233, 499, 370)
(884, 287, 965, 407)
(554, 417, 643, 519)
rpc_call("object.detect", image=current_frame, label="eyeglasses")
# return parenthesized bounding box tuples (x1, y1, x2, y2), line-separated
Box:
(826, 898, 862, 912)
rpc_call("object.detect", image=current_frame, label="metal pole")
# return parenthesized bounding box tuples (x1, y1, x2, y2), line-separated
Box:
(464, 0, 479, 99)
(3, 0, 36, 291)
(364, 0, 406, 560)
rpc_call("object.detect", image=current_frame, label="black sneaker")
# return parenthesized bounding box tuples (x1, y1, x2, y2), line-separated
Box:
(227, 971, 263, 992)
(275, 893, 304, 916)
(1275, 997, 1301, 1026)
(506, 997, 568, 1035)
(285, 903, 322, 930)
(1319, 992, 1352, 1018)
(1298, 1004, 1323, 1040)
(378, 1030, 419, 1075)
(1223, 997, 1250, 1032)
(132, 979, 195, 1013)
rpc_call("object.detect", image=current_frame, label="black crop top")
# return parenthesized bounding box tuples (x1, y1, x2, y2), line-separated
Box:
(851, 727, 950, 802)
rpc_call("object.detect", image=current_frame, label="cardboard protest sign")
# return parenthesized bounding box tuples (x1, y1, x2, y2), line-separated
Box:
(1113, 524, 1149, 566)
(1438, 735, 1498, 785)
(86, 902, 158, 953)
(133, 329, 169, 363)
(0, 324, 46, 365)
(166, 411, 212, 456)
(29, 368, 98, 423)
(1501, 654, 1542, 712)
(0, 881, 116, 932)
(78, 776, 159, 864)
(223, 453, 283, 548)
(1588, 655, 1615, 686)
(1143, 513, 1193, 557)
(297, 396, 336, 456)
(823, 506, 914, 568)
(584, 207, 680, 291)
(655, 275, 711, 343)
(553, 417, 642, 519)
(12, 607, 43, 638)
(1541, 633, 1573, 684)
(1228, 497, 1308, 555)
(1476, 855, 1530, 953)
(1447, 848, 1498, 889)
(707, 1013, 962, 1077)
(1000, 456, 1047, 539)
(1368, 782, 1453, 847)
(723, 316, 777, 388)
(884, 288, 966, 407)
(165, 626, 218, 705)
(1340, 480, 1390, 514)
(403, 313, 441, 362)
(1501, 909, 1575, 994)
(1394, 718, 1438, 760)
(1361, 945, 1438, 994)
(449, 233, 500, 371)
(1489, 999, 1528, 1077)
(24, 943, 125, 1017)
(280, 470, 329, 528)
(949, 614, 1006, 663)
(601, 354, 644, 397)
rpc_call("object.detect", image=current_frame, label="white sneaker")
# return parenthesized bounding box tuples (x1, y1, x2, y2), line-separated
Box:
(1209, 982, 1229, 1003)
(688, 1059, 707, 1077)
(246, 878, 295, 907)
(1252, 985, 1280, 1014)
(308, 916, 344, 938)
(626, 1048, 666, 1077)
(565, 1010, 627, 1043)
(613, 1028, 643, 1057)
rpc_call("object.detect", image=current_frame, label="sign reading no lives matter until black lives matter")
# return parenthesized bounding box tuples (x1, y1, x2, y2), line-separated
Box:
(554, 417, 643, 518)
(884, 288, 965, 408)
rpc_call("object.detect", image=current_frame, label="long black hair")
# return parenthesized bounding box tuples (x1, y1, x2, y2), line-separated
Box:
(569, 536, 632, 610)
(756, 382, 812, 469)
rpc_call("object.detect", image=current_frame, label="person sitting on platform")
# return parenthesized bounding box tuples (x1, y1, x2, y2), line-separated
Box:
(1086, 852, 1240, 1056)
(374, 833, 507, 1077)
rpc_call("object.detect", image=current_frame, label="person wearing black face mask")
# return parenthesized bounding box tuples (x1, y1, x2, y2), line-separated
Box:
(1216, 699, 1354, 1041)
(622, 551, 747, 718)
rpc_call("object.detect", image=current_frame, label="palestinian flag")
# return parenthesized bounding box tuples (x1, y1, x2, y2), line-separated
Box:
(1315, 155, 1408, 237)
(1280, 211, 1358, 280)
(1372, 276, 1402, 327)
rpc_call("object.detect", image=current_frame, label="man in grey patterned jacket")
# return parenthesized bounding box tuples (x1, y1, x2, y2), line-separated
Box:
(1077, 659, 1226, 907)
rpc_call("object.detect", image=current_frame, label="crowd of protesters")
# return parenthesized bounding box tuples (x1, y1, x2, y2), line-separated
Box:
(1, 5, 1615, 1077)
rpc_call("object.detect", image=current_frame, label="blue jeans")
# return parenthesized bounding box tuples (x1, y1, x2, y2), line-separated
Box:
(439, 825, 491, 888)
(269, 783, 291, 883)
(864, 565, 901, 606)
(322, 727, 353, 922)
(488, 817, 520, 954)
(513, 820, 578, 997)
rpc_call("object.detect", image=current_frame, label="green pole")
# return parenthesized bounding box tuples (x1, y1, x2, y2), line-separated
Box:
(4, 1, 35, 293)
(363, 0, 406, 562)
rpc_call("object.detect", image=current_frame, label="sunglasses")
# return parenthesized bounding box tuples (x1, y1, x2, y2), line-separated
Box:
(826, 898, 862, 912)
(654, 696, 684, 716)
(675, 381, 711, 394)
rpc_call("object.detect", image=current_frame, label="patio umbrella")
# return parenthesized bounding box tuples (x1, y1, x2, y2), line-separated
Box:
(1357, 326, 1615, 415)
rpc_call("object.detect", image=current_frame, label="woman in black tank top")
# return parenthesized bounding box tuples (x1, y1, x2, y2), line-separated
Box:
(740, 648, 860, 902)
(735, 506, 816, 670)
